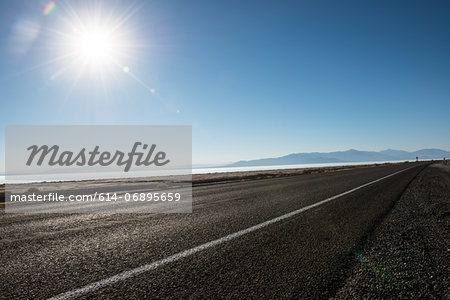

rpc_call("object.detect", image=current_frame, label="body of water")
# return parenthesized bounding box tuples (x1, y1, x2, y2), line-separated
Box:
(191, 160, 414, 174)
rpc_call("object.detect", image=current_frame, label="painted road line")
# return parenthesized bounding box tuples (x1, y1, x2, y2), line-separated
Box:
(48, 166, 415, 300)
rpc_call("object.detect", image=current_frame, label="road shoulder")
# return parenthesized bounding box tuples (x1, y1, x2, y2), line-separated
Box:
(334, 163, 450, 299)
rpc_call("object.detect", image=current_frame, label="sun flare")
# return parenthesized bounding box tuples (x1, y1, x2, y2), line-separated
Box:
(46, 1, 140, 82)
(25, 1, 158, 99)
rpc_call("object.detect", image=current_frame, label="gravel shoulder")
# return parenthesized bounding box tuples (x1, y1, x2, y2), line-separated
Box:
(334, 163, 450, 299)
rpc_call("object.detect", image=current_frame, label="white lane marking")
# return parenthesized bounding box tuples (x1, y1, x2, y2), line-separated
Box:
(48, 166, 414, 300)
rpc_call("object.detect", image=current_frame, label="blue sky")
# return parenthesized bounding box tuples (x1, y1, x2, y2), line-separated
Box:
(1, 0, 449, 170)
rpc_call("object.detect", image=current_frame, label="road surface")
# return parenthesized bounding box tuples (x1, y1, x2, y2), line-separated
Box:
(0, 162, 432, 299)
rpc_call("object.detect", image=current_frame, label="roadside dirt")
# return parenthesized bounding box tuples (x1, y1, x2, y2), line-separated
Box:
(334, 163, 450, 299)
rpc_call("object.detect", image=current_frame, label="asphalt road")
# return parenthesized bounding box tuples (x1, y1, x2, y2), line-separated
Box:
(0, 162, 430, 299)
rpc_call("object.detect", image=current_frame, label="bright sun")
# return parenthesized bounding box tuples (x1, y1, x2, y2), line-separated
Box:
(77, 31, 115, 61)
(38, 1, 154, 97)
(69, 27, 123, 70)
(53, 3, 133, 77)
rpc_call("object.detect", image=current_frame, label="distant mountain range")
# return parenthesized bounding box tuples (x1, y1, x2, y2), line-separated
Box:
(226, 149, 450, 167)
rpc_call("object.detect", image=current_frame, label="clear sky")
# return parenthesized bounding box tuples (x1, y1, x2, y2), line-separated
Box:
(1, 0, 449, 170)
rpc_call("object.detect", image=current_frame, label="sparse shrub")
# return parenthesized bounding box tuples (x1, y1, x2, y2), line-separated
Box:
(27, 187, 40, 193)
(156, 182, 168, 189)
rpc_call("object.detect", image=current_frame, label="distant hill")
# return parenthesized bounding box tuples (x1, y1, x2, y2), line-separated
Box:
(226, 149, 450, 167)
